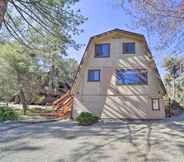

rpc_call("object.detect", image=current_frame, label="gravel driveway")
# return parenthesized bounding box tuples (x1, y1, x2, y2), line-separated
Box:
(0, 117, 184, 162)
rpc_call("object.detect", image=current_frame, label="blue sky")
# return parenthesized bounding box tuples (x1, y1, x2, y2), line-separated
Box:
(68, 0, 167, 77)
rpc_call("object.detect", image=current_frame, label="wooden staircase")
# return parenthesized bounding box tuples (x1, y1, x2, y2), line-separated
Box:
(52, 91, 74, 118)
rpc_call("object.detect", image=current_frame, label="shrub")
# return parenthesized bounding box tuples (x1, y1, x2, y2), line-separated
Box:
(76, 112, 99, 126)
(171, 100, 182, 109)
(31, 95, 45, 105)
(0, 106, 18, 121)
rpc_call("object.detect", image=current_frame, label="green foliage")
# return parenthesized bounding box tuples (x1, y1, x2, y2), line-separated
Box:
(171, 100, 181, 109)
(0, 43, 33, 74)
(162, 56, 183, 78)
(0, 42, 36, 108)
(76, 112, 99, 126)
(31, 95, 46, 105)
(175, 79, 184, 106)
(163, 56, 184, 106)
(59, 58, 78, 83)
(28, 107, 53, 113)
(0, 41, 78, 104)
(3, 0, 86, 49)
(0, 0, 83, 106)
(0, 106, 18, 121)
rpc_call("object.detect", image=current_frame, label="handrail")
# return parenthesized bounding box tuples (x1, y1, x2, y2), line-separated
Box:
(54, 96, 73, 111)
(53, 91, 70, 105)
(52, 91, 74, 118)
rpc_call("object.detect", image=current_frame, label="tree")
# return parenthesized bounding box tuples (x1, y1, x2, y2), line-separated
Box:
(26, 24, 79, 92)
(0, 56, 17, 101)
(162, 55, 184, 103)
(0, 0, 7, 27)
(0, 0, 85, 48)
(59, 58, 78, 84)
(121, 0, 184, 53)
(0, 42, 34, 114)
(0, 40, 78, 110)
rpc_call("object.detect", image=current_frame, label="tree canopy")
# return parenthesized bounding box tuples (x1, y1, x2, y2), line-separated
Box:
(0, 41, 78, 112)
(162, 55, 184, 105)
(0, 0, 84, 112)
(121, 0, 184, 53)
(0, 0, 86, 49)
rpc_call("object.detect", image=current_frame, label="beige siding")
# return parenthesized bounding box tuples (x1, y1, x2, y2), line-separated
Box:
(101, 96, 165, 119)
(72, 33, 166, 119)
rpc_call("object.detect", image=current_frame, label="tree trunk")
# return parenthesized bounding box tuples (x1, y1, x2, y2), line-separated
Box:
(19, 88, 27, 115)
(0, 0, 7, 28)
(172, 77, 175, 101)
(49, 53, 56, 93)
(17, 73, 28, 115)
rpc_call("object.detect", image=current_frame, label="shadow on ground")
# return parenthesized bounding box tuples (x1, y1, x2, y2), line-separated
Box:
(0, 116, 184, 162)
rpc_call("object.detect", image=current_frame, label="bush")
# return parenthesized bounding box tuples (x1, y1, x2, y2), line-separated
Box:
(171, 100, 182, 109)
(31, 95, 45, 105)
(0, 106, 18, 121)
(76, 112, 99, 126)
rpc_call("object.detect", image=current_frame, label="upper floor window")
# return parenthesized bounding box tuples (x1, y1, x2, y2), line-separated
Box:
(123, 42, 135, 54)
(88, 69, 100, 82)
(95, 43, 110, 57)
(116, 69, 148, 85)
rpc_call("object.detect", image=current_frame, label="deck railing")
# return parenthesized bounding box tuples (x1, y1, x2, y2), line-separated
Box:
(52, 91, 74, 117)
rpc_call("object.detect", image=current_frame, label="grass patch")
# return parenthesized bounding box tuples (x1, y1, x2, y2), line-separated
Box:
(0, 104, 54, 121)
(15, 107, 53, 116)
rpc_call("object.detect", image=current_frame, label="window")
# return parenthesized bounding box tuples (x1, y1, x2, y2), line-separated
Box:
(88, 69, 100, 81)
(95, 43, 110, 57)
(152, 98, 160, 111)
(123, 42, 135, 54)
(116, 69, 148, 85)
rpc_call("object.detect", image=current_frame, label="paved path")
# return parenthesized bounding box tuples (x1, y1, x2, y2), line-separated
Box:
(0, 117, 184, 162)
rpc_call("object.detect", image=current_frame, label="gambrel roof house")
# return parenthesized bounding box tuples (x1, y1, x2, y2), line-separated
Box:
(71, 29, 167, 119)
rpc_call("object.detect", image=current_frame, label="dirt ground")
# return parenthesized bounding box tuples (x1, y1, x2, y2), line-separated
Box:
(0, 116, 184, 162)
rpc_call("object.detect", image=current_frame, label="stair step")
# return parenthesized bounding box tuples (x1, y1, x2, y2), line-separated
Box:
(52, 91, 74, 119)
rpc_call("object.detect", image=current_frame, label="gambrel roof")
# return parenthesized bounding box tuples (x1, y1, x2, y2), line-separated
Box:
(72, 28, 167, 95)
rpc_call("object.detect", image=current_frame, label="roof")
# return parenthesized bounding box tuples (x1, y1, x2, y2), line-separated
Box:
(81, 28, 152, 64)
(72, 28, 167, 95)
(91, 28, 145, 39)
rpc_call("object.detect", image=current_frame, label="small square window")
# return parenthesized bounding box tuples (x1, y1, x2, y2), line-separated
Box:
(95, 43, 110, 57)
(152, 98, 160, 111)
(88, 70, 100, 82)
(123, 42, 135, 54)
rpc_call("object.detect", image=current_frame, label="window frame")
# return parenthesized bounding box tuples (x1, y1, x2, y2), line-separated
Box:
(152, 98, 160, 111)
(95, 43, 110, 58)
(116, 69, 148, 85)
(122, 42, 136, 54)
(87, 69, 101, 82)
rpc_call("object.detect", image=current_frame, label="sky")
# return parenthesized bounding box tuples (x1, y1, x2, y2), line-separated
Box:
(67, 0, 167, 77)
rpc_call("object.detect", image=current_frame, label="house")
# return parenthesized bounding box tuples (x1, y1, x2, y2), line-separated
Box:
(71, 29, 167, 119)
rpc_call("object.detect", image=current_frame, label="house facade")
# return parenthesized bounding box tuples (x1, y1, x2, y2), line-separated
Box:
(71, 29, 167, 119)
